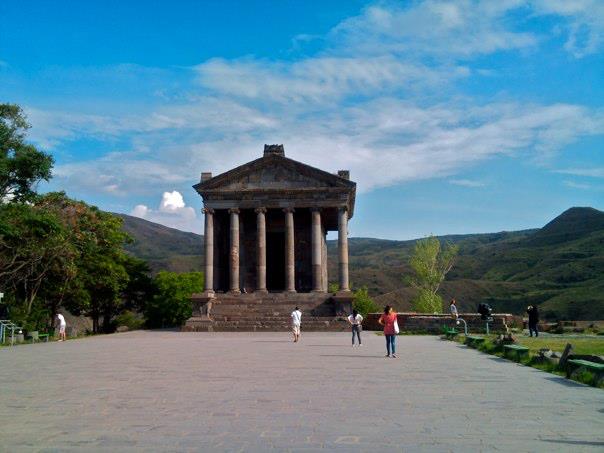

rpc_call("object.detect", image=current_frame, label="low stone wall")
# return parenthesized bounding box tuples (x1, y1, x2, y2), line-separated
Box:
(364, 312, 514, 334)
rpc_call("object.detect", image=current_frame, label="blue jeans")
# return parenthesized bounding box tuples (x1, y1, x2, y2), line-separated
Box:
(352, 325, 361, 345)
(529, 323, 538, 337)
(385, 334, 396, 355)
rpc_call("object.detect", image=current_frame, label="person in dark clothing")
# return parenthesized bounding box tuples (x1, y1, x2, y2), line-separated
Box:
(527, 305, 539, 337)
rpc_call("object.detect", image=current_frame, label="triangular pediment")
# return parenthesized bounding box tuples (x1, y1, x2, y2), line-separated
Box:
(195, 154, 355, 193)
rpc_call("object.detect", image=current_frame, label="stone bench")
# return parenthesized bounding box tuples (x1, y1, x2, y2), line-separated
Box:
(441, 326, 458, 340)
(465, 335, 485, 347)
(566, 359, 604, 379)
(504, 344, 530, 361)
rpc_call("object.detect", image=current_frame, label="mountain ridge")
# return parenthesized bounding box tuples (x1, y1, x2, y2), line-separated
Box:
(116, 207, 604, 320)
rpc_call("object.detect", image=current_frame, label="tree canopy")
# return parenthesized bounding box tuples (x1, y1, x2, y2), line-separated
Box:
(406, 236, 458, 313)
(0, 104, 53, 202)
(0, 103, 158, 334)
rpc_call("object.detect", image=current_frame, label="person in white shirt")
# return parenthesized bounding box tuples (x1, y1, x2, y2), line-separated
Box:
(347, 309, 364, 346)
(57, 313, 67, 342)
(291, 307, 302, 343)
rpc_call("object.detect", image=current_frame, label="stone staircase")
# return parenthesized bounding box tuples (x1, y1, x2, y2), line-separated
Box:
(184, 292, 351, 332)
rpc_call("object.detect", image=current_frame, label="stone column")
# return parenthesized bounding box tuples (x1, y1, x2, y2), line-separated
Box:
(311, 208, 323, 292)
(229, 208, 240, 293)
(255, 207, 267, 293)
(203, 207, 214, 294)
(284, 208, 296, 292)
(338, 207, 350, 292)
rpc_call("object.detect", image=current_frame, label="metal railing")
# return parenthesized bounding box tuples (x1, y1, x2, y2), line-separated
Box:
(0, 320, 23, 346)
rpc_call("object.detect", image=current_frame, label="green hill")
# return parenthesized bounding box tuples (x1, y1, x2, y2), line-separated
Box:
(117, 207, 604, 320)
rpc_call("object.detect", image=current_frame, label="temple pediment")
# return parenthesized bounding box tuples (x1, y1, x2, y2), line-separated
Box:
(194, 148, 354, 193)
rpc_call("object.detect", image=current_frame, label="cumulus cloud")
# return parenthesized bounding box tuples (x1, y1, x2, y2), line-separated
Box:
(130, 191, 199, 233)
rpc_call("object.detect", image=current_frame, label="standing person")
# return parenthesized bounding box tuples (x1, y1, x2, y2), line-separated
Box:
(378, 305, 398, 358)
(56, 313, 67, 342)
(291, 306, 302, 343)
(449, 299, 459, 321)
(527, 305, 539, 337)
(347, 309, 364, 347)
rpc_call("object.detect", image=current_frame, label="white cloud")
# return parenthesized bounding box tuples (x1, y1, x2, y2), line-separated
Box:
(555, 167, 604, 178)
(563, 180, 592, 190)
(195, 56, 469, 103)
(450, 179, 485, 187)
(330, 1, 537, 58)
(130, 191, 199, 233)
(532, 0, 604, 57)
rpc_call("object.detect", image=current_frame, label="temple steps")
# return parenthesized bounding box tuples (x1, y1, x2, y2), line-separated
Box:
(185, 292, 352, 332)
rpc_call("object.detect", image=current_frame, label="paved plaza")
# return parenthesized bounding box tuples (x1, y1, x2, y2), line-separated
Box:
(1, 331, 603, 452)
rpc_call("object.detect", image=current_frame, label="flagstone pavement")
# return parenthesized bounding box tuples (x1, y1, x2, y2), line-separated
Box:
(1, 330, 603, 452)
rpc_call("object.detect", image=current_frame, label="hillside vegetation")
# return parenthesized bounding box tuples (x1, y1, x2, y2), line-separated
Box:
(119, 207, 604, 320)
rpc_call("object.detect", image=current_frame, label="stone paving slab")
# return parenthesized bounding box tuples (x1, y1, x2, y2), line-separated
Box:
(1, 331, 603, 452)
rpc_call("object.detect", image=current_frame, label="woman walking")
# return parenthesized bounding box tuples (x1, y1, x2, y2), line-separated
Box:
(347, 309, 363, 346)
(378, 305, 398, 358)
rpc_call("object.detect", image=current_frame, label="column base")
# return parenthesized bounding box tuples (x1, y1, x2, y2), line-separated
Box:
(331, 291, 354, 316)
(228, 289, 241, 295)
(285, 289, 297, 293)
(255, 289, 268, 294)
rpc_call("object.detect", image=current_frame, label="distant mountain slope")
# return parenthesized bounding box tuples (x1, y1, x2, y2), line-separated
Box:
(116, 208, 604, 320)
(115, 213, 203, 273)
(527, 207, 604, 246)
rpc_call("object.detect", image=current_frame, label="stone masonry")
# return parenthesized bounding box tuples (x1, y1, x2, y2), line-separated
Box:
(185, 144, 356, 331)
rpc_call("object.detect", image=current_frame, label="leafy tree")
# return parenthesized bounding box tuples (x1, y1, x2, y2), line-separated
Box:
(121, 255, 156, 313)
(145, 272, 203, 328)
(0, 201, 75, 319)
(406, 236, 458, 313)
(0, 104, 53, 202)
(352, 286, 379, 317)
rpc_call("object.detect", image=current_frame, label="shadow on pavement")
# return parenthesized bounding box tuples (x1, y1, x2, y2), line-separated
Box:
(320, 354, 386, 359)
(542, 376, 589, 388)
(541, 439, 604, 447)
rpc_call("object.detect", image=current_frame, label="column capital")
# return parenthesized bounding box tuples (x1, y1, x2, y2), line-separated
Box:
(310, 207, 322, 213)
(228, 208, 240, 214)
(338, 206, 348, 213)
(254, 207, 267, 214)
(282, 207, 295, 214)
(203, 207, 215, 215)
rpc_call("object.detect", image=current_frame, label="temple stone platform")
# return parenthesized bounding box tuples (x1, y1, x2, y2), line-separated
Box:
(184, 292, 352, 332)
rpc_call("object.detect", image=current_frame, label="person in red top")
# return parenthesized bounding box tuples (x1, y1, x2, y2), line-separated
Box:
(378, 305, 398, 358)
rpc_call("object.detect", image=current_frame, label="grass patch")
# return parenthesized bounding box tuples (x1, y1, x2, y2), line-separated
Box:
(453, 334, 603, 389)
(516, 336, 604, 355)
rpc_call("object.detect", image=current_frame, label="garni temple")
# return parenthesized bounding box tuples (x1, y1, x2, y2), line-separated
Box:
(185, 144, 356, 331)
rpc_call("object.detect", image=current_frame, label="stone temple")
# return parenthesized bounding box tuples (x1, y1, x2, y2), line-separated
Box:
(185, 144, 356, 331)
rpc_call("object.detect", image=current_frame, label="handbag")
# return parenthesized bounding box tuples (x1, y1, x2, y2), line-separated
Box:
(393, 318, 400, 334)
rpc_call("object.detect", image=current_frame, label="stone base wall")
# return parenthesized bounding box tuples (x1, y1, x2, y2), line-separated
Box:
(184, 292, 353, 332)
(364, 312, 514, 334)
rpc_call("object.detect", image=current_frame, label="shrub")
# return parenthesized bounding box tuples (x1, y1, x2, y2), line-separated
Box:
(144, 271, 203, 328)
(115, 310, 144, 331)
(411, 289, 443, 313)
(352, 286, 379, 317)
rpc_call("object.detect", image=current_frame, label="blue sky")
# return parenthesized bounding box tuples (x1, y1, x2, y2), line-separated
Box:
(1, 0, 603, 239)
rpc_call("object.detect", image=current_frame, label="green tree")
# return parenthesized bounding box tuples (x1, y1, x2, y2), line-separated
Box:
(145, 272, 203, 328)
(352, 286, 379, 317)
(0, 104, 53, 202)
(407, 236, 458, 313)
